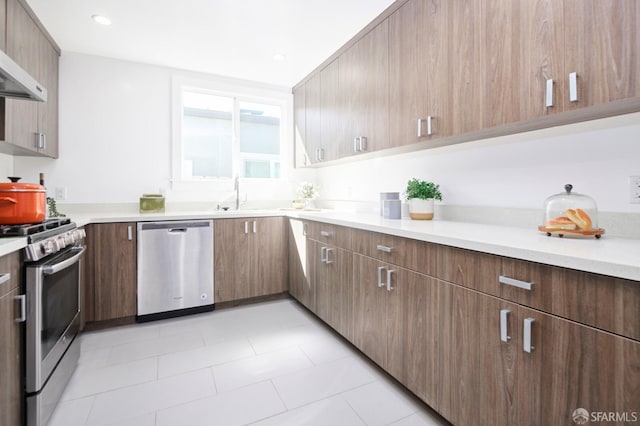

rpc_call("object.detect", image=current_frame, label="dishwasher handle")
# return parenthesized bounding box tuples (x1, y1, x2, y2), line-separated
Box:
(168, 228, 188, 233)
(139, 221, 212, 231)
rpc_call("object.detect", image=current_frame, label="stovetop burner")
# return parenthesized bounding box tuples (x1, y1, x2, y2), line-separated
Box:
(0, 218, 72, 238)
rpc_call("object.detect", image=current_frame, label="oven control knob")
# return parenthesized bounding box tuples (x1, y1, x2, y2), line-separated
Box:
(56, 237, 67, 249)
(42, 240, 56, 254)
(64, 233, 74, 245)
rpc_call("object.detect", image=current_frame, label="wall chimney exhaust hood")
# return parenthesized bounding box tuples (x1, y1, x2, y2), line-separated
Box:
(0, 49, 47, 102)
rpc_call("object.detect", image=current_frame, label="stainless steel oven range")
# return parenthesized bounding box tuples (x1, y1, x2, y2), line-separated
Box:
(9, 219, 86, 426)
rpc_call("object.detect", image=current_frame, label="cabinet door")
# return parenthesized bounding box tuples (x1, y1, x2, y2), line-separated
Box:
(5, 0, 39, 152)
(353, 254, 388, 368)
(389, 0, 451, 145)
(0, 288, 22, 426)
(293, 86, 308, 167)
(448, 285, 520, 426)
(519, 306, 640, 425)
(288, 219, 314, 309)
(449, 0, 484, 135)
(484, 0, 565, 126)
(564, 0, 639, 110)
(0, 251, 22, 426)
(249, 217, 287, 298)
(36, 32, 58, 158)
(214, 218, 250, 302)
(320, 59, 345, 160)
(315, 244, 353, 340)
(87, 223, 137, 322)
(0, 0, 6, 52)
(305, 73, 323, 163)
(341, 20, 389, 154)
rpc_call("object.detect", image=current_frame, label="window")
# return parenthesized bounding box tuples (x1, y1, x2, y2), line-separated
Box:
(172, 76, 290, 182)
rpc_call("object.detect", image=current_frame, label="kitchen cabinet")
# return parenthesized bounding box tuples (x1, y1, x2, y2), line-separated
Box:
(389, 0, 452, 145)
(340, 19, 389, 155)
(563, 0, 639, 111)
(483, 0, 564, 126)
(214, 216, 287, 303)
(319, 59, 345, 160)
(0, 251, 23, 426)
(299, 219, 640, 425)
(2, 0, 59, 158)
(84, 223, 137, 323)
(311, 240, 353, 340)
(0, 0, 6, 51)
(287, 219, 314, 309)
(304, 72, 323, 164)
(293, 85, 308, 167)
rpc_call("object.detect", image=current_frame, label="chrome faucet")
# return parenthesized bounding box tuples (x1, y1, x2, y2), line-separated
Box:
(234, 176, 240, 210)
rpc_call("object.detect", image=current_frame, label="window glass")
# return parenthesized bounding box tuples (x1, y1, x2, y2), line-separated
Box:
(239, 101, 281, 178)
(182, 92, 233, 178)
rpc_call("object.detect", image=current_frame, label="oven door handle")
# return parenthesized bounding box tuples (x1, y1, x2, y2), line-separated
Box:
(43, 246, 86, 275)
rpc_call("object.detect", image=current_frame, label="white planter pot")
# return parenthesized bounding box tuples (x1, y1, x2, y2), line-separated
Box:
(408, 198, 434, 220)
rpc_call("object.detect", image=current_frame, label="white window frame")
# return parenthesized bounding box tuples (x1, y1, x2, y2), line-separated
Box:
(171, 74, 292, 187)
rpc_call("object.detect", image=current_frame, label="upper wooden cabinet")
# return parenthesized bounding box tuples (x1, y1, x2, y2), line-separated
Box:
(563, 0, 639, 110)
(389, 0, 452, 145)
(2, 0, 59, 158)
(295, 0, 639, 166)
(340, 20, 389, 155)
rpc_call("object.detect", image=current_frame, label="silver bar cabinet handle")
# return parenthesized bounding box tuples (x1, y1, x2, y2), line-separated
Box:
(523, 317, 535, 353)
(302, 223, 308, 236)
(569, 72, 578, 102)
(376, 245, 393, 253)
(426, 116, 432, 136)
(377, 266, 386, 288)
(0, 273, 10, 285)
(353, 137, 360, 153)
(359, 136, 367, 152)
(127, 225, 133, 241)
(386, 269, 395, 292)
(325, 248, 333, 264)
(320, 230, 332, 238)
(15, 294, 26, 323)
(320, 246, 327, 263)
(417, 118, 425, 138)
(499, 275, 534, 291)
(500, 309, 511, 342)
(545, 79, 554, 107)
(252, 220, 257, 233)
(244, 221, 249, 234)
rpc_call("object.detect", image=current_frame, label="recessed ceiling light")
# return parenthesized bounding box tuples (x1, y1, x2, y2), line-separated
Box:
(91, 14, 111, 26)
(272, 53, 286, 62)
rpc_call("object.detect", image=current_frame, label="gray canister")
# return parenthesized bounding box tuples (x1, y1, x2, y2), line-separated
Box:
(380, 192, 400, 216)
(383, 199, 402, 219)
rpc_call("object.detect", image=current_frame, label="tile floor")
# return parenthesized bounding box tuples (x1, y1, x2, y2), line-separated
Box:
(49, 299, 448, 426)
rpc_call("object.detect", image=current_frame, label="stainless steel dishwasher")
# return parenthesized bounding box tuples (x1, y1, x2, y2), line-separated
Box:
(137, 220, 214, 321)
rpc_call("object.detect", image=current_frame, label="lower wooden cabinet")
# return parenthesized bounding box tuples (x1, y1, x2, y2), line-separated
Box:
(215, 217, 287, 303)
(84, 223, 137, 323)
(0, 251, 22, 426)
(312, 241, 353, 340)
(297, 220, 640, 426)
(288, 219, 314, 309)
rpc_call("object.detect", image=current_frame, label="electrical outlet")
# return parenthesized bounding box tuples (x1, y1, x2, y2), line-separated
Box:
(55, 187, 67, 201)
(630, 176, 640, 204)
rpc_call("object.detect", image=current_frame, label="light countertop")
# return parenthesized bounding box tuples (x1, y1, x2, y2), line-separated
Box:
(3, 209, 638, 282)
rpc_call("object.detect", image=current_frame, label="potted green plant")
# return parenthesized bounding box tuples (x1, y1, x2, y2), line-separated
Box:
(404, 178, 442, 220)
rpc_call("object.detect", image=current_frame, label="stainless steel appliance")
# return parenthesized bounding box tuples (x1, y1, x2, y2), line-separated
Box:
(137, 220, 214, 321)
(7, 218, 86, 426)
(0, 49, 47, 102)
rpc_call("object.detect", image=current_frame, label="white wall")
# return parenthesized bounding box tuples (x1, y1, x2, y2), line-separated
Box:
(14, 52, 314, 206)
(317, 113, 640, 214)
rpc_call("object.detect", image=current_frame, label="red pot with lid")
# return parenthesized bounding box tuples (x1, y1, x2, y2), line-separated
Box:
(0, 177, 46, 225)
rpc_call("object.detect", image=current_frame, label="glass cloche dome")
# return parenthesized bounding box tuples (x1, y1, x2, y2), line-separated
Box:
(539, 184, 604, 238)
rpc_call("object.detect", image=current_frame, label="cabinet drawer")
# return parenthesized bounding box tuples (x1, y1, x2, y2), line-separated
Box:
(306, 222, 352, 250)
(352, 229, 437, 275)
(500, 257, 640, 341)
(438, 245, 501, 294)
